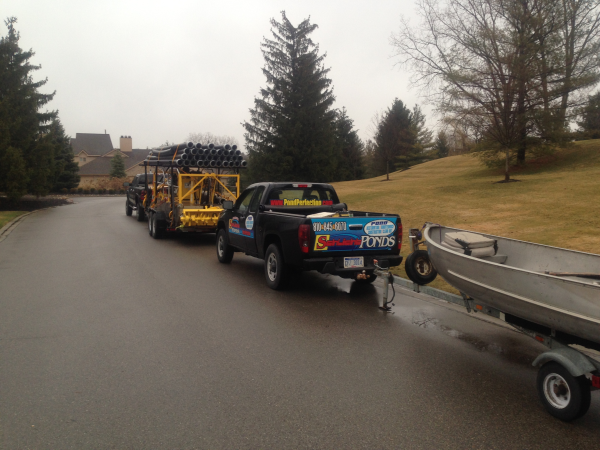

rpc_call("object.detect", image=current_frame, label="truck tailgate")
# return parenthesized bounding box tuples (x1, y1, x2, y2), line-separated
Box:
(310, 216, 399, 254)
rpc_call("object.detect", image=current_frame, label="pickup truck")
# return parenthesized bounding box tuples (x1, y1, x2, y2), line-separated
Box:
(216, 182, 403, 289)
(124, 173, 162, 222)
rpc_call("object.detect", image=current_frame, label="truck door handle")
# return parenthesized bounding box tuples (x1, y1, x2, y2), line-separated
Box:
(349, 225, 363, 230)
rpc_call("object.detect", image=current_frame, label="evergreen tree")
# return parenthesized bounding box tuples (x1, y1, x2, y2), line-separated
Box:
(110, 153, 127, 178)
(578, 92, 600, 139)
(1, 147, 28, 201)
(434, 131, 450, 158)
(0, 17, 57, 198)
(334, 107, 364, 180)
(243, 12, 338, 182)
(374, 99, 414, 180)
(48, 119, 79, 191)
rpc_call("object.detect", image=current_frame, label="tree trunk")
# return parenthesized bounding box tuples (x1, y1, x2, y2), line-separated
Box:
(505, 149, 510, 182)
(386, 160, 389, 181)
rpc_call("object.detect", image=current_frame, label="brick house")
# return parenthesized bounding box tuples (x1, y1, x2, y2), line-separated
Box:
(71, 133, 149, 187)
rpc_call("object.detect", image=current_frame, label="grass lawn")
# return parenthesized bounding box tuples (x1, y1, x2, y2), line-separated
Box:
(332, 140, 600, 293)
(0, 211, 27, 229)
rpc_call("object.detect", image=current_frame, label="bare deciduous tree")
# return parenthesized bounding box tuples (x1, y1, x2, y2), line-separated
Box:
(186, 132, 239, 147)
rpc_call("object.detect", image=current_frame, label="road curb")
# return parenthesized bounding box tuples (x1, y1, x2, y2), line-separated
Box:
(0, 209, 48, 244)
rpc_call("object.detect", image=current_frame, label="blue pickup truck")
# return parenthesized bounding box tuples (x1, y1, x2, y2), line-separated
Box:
(216, 182, 403, 289)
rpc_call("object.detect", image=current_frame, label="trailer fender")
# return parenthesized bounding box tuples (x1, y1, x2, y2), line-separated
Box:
(532, 347, 596, 377)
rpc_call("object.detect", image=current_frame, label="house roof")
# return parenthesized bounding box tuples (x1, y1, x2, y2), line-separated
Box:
(70, 133, 114, 156)
(78, 149, 150, 176)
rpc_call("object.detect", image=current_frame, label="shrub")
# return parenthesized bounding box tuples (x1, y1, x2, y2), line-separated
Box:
(89, 188, 96, 194)
(70, 188, 77, 194)
(108, 189, 115, 195)
(61, 188, 68, 195)
(119, 189, 125, 195)
(83, 189, 90, 195)
(77, 187, 83, 194)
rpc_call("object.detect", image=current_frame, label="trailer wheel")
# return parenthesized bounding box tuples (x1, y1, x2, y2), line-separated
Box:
(135, 202, 145, 222)
(125, 199, 132, 216)
(405, 250, 437, 285)
(150, 213, 164, 239)
(537, 362, 591, 421)
(216, 229, 234, 263)
(264, 243, 289, 290)
(148, 212, 153, 235)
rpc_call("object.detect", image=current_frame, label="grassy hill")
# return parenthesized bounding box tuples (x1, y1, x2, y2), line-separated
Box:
(332, 140, 600, 292)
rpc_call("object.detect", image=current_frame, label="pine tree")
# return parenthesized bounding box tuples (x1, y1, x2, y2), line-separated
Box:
(334, 108, 365, 181)
(578, 92, 600, 139)
(243, 12, 338, 182)
(48, 119, 80, 191)
(0, 17, 57, 198)
(434, 131, 450, 158)
(374, 99, 414, 180)
(110, 153, 127, 179)
(1, 147, 28, 201)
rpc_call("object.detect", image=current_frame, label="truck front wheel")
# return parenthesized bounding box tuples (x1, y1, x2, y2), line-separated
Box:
(125, 199, 132, 216)
(264, 243, 289, 290)
(216, 229, 234, 263)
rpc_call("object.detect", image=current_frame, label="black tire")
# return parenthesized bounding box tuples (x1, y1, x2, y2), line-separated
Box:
(264, 243, 289, 290)
(537, 362, 591, 421)
(125, 199, 133, 216)
(405, 250, 437, 285)
(136, 201, 145, 222)
(148, 211, 153, 236)
(216, 229, 234, 263)
(355, 274, 377, 284)
(150, 213, 164, 239)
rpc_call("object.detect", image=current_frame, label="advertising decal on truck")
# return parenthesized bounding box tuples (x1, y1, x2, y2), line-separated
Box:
(229, 217, 254, 238)
(312, 218, 397, 251)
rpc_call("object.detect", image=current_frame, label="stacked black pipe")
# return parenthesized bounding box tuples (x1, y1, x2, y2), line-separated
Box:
(144, 142, 247, 168)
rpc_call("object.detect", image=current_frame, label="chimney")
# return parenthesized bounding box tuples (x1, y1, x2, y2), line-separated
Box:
(120, 135, 132, 152)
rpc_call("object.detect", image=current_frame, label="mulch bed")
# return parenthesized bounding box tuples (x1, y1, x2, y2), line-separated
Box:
(0, 195, 73, 212)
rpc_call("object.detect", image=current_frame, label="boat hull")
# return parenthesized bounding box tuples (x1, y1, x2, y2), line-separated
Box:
(425, 226, 600, 345)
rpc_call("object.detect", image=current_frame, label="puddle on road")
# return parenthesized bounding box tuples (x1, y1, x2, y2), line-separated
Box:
(409, 310, 537, 365)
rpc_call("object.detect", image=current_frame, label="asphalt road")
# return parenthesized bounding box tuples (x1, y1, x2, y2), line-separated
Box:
(1, 197, 599, 449)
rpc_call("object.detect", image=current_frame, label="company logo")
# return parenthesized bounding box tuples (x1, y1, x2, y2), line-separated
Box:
(246, 215, 254, 230)
(270, 199, 333, 206)
(229, 218, 240, 229)
(314, 234, 396, 251)
(364, 220, 395, 236)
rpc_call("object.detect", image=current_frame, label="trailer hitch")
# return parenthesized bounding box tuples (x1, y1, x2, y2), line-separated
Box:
(374, 259, 395, 313)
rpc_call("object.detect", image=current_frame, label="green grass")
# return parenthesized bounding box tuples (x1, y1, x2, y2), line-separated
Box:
(0, 211, 27, 229)
(332, 141, 600, 293)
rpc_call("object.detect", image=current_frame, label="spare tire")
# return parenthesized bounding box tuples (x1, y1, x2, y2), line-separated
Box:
(405, 250, 437, 285)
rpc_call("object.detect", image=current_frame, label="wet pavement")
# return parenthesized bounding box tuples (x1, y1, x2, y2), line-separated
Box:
(0, 197, 599, 448)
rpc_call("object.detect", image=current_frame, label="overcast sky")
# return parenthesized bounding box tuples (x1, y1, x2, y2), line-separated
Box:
(4, 0, 429, 150)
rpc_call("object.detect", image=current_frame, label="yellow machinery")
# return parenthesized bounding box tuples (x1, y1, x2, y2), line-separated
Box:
(145, 166, 240, 233)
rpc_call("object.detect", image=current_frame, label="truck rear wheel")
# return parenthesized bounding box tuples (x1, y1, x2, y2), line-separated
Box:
(125, 199, 132, 216)
(150, 213, 164, 239)
(216, 229, 234, 263)
(537, 362, 591, 421)
(264, 243, 289, 290)
(136, 202, 145, 222)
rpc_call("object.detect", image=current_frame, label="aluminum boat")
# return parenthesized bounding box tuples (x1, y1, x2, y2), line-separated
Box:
(424, 225, 600, 345)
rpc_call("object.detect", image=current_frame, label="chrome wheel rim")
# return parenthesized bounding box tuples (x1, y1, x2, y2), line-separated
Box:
(218, 235, 225, 257)
(543, 373, 570, 409)
(267, 253, 277, 281)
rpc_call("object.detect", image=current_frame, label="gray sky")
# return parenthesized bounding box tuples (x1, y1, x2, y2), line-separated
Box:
(4, 0, 427, 150)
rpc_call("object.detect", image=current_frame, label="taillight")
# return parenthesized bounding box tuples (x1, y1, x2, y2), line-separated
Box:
(398, 223, 403, 251)
(298, 224, 310, 253)
(140, 191, 146, 200)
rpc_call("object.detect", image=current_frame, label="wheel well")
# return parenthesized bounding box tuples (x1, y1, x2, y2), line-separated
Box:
(263, 234, 282, 254)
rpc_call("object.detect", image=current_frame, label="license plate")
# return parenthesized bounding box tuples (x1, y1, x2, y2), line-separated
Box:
(344, 256, 364, 268)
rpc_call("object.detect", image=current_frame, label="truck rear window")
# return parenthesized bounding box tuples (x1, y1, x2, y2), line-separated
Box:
(267, 187, 337, 207)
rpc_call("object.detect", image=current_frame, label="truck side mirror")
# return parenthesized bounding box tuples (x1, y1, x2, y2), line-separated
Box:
(123, 182, 130, 187)
(222, 200, 234, 210)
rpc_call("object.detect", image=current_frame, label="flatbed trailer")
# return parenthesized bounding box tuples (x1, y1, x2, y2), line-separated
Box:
(140, 160, 241, 238)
